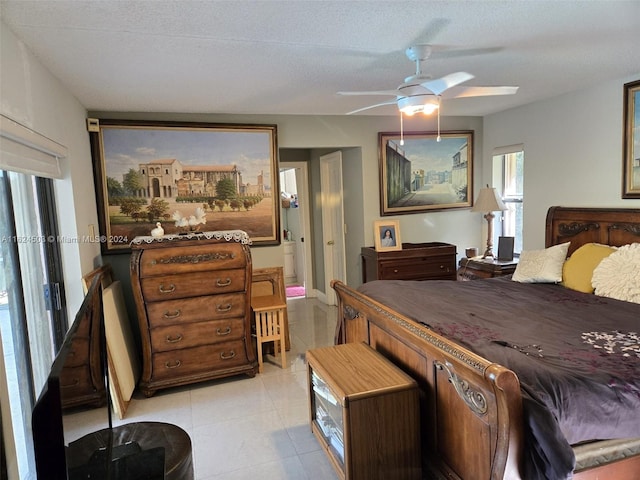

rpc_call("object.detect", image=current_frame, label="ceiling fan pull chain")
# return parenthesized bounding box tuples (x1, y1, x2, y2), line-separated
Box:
(400, 111, 405, 145)
(437, 96, 441, 142)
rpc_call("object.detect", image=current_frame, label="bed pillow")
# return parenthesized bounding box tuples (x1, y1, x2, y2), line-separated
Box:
(512, 242, 570, 283)
(592, 243, 640, 303)
(562, 243, 618, 293)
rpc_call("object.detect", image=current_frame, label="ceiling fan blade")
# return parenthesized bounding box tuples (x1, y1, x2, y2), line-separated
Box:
(429, 46, 503, 59)
(337, 90, 400, 97)
(346, 100, 397, 115)
(442, 85, 519, 99)
(420, 72, 474, 95)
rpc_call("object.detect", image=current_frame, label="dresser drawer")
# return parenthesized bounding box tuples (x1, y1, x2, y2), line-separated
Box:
(150, 317, 245, 352)
(145, 293, 246, 327)
(60, 365, 94, 398)
(151, 340, 249, 380)
(66, 337, 90, 368)
(141, 269, 246, 302)
(139, 242, 246, 277)
(379, 256, 455, 280)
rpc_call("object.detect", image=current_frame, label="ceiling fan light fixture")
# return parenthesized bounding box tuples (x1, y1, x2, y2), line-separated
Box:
(398, 96, 439, 116)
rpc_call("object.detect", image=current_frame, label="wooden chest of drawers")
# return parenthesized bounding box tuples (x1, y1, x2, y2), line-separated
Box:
(130, 232, 257, 396)
(361, 242, 457, 283)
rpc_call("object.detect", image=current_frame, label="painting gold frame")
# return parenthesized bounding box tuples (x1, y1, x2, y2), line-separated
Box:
(373, 220, 402, 252)
(379, 130, 473, 215)
(88, 119, 280, 253)
(623, 79, 640, 198)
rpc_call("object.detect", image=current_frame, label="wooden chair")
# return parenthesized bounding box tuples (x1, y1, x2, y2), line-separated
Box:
(251, 267, 290, 351)
(251, 294, 287, 373)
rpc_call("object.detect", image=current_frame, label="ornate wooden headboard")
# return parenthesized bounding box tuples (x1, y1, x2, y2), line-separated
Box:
(545, 206, 640, 255)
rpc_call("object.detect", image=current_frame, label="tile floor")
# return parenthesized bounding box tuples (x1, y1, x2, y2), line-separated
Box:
(64, 297, 340, 480)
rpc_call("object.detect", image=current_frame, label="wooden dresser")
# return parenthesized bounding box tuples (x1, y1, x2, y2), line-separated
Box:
(130, 231, 257, 396)
(361, 242, 457, 283)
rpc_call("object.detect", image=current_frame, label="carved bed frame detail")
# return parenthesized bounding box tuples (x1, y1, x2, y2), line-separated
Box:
(338, 287, 487, 373)
(435, 360, 488, 416)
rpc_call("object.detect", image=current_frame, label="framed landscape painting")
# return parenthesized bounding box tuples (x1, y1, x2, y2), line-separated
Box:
(379, 130, 473, 215)
(88, 119, 279, 253)
(623, 79, 640, 198)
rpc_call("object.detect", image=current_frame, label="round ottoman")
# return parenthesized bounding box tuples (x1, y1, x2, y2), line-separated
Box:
(66, 421, 193, 480)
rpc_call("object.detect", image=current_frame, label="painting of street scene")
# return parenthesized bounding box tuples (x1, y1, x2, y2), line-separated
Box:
(379, 131, 473, 215)
(93, 122, 278, 252)
(623, 79, 640, 198)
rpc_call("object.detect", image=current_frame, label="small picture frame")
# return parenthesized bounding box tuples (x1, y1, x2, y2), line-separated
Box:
(497, 236, 515, 261)
(374, 220, 402, 252)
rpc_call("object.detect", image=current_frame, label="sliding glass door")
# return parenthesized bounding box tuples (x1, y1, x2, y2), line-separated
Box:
(0, 169, 66, 480)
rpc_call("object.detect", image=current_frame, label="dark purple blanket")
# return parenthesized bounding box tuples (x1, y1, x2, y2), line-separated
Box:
(358, 277, 640, 480)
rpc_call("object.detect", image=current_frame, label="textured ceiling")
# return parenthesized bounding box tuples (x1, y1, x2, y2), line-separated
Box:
(1, 0, 639, 117)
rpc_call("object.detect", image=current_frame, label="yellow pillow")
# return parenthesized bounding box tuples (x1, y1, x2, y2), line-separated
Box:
(562, 243, 617, 293)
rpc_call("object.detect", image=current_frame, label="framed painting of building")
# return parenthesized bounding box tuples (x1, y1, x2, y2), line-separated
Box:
(88, 119, 279, 253)
(623, 79, 640, 198)
(378, 131, 473, 215)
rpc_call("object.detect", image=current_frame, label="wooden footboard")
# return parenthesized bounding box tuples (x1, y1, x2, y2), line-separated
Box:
(332, 280, 524, 480)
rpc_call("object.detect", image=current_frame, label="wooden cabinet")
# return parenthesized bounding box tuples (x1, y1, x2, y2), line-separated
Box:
(361, 242, 457, 283)
(457, 257, 519, 280)
(306, 342, 421, 480)
(283, 241, 296, 284)
(60, 274, 106, 409)
(130, 232, 257, 397)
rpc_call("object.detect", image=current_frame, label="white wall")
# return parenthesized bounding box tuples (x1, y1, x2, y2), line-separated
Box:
(484, 74, 640, 250)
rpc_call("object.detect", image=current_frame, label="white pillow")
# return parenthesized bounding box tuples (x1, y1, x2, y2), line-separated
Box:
(512, 242, 570, 283)
(592, 243, 640, 304)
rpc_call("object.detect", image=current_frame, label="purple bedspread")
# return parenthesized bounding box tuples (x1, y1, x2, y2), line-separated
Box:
(358, 277, 640, 480)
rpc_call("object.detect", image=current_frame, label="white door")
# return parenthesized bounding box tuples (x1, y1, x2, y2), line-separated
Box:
(320, 151, 346, 305)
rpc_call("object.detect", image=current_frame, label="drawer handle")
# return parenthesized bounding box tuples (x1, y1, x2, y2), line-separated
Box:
(165, 360, 182, 369)
(220, 350, 236, 360)
(216, 278, 232, 287)
(158, 283, 176, 293)
(216, 303, 232, 312)
(216, 326, 232, 336)
(61, 378, 80, 388)
(166, 334, 183, 343)
(393, 269, 398, 273)
(163, 309, 181, 319)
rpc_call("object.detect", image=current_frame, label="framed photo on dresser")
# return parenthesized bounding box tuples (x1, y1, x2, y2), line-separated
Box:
(374, 220, 402, 252)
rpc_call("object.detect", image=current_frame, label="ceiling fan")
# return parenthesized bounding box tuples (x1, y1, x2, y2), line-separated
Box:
(338, 44, 518, 116)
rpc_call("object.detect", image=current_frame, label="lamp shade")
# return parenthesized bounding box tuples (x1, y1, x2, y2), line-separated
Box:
(471, 186, 507, 213)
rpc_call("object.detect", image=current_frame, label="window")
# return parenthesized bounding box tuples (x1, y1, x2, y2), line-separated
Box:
(493, 146, 524, 254)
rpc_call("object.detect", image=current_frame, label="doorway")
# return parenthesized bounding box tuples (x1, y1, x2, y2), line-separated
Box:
(279, 161, 312, 298)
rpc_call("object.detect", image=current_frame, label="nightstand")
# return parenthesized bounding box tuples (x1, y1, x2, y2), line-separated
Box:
(457, 257, 519, 280)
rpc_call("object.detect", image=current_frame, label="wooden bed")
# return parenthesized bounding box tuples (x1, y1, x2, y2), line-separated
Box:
(331, 206, 640, 480)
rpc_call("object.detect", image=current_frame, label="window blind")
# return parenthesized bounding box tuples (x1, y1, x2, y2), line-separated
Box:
(492, 143, 524, 156)
(0, 114, 66, 179)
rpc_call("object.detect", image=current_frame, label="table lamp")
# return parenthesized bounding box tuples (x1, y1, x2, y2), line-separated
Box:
(471, 185, 507, 259)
